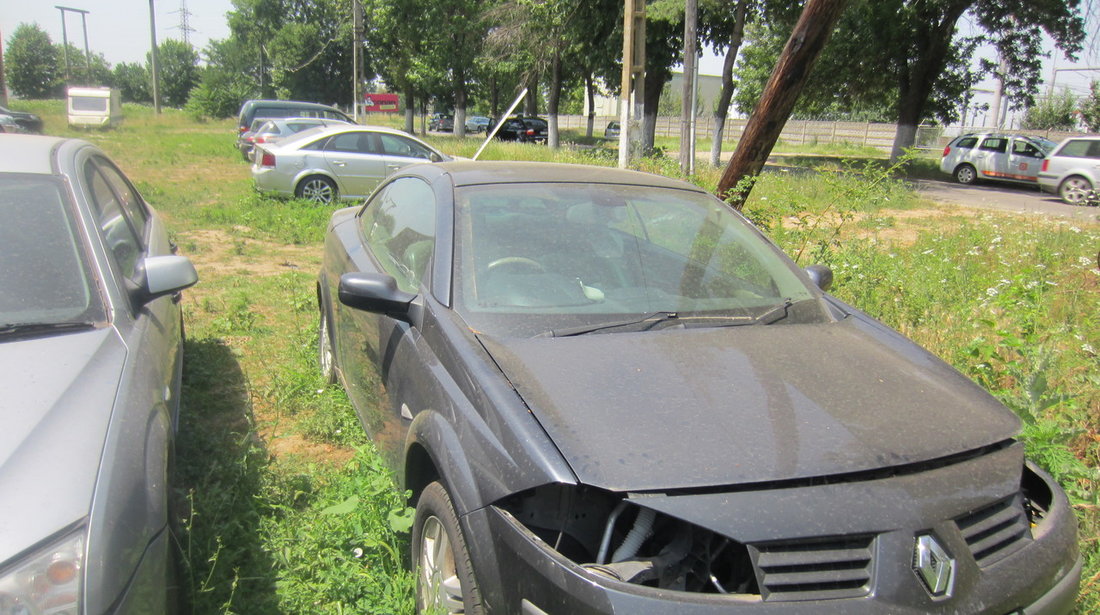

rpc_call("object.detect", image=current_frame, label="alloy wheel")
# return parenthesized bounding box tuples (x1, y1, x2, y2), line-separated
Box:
(418, 516, 465, 614)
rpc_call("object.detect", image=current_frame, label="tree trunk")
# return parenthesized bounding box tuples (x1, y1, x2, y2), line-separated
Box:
(717, 0, 849, 207)
(888, 1, 969, 160)
(454, 79, 467, 138)
(642, 65, 667, 152)
(710, 0, 748, 167)
(585, 72, 595, 138)
(524, 72, 539, 115)
(403, 85, 415, 134)
(548, 48, 562, 149)
(490, 75, 500, 119)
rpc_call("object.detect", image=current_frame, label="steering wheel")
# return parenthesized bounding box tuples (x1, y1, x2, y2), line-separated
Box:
(487, 256, 545, 274)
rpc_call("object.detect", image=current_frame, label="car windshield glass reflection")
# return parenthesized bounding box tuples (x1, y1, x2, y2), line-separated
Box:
(453, 183, 822, 337)
(0, 175, 105, 331)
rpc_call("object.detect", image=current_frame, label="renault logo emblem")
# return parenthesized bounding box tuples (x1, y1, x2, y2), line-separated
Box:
(913, 534, 955, 598)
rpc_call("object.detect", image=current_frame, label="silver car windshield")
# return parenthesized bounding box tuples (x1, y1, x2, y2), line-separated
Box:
(453, 183, 823, 336)
(0, 175, 105, 330)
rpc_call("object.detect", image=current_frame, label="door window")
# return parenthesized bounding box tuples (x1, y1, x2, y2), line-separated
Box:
(85, 160, 143, 281)
(361, 177, 437, 292)
(978, 137, 1007, 153)
(378, 134, 435, 160)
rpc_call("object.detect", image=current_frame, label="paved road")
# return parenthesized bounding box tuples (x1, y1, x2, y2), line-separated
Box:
(910, 178, 1098, 223)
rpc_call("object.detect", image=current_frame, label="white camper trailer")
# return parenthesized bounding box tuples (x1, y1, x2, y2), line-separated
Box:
(67, 87, 121, 127)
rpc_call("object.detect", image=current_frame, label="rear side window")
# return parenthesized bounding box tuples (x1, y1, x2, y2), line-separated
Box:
(954, 137, 977, 148)
(979, 137, 1007, 153)
(1060, 140, 1100, 159)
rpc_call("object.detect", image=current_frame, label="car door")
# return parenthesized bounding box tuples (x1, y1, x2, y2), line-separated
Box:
(976, 136, 1008, 179)
(332, 177, 437, 462)
(80, 154, 182, 612)
(322, 131, 387, 198)
(1005, 137, 1044, 181)
(377, 133, 438, 177)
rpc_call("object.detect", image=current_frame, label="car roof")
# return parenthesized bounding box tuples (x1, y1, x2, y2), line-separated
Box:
(0, 134, 70, 174)
(418, 161, 711, 191)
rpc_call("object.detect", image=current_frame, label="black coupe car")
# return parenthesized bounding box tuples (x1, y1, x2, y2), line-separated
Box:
(317, 161, 1080, 614)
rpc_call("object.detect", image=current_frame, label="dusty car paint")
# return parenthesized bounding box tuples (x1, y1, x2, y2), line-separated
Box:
(319, 161, 1080, 614)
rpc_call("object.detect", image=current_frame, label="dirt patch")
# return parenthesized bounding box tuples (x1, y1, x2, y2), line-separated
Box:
(260, 429, 356, 468)
(180, 228, 322, 278)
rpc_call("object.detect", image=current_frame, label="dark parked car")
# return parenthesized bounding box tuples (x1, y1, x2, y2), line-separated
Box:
(236, 99, 352, 140)
(0, 135, 197, 614)
(430, 115, 455, 132)
(0, 105, 44, 133)
(318, 161, 1080, 614)
(494, 117, 548, 143)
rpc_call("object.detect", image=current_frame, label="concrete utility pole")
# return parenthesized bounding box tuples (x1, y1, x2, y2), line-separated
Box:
(353, 0, 363, 122)
(717, 0, 849, 208)
(618, 0, 645, 169)
(989, 53, 1007, 129)
(679, 0, 697, 175)
(149, 0, 161, 113)
(0, 27, 7, 106)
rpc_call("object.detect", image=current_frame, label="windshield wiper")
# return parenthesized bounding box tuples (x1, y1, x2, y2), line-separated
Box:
(0, 321, 96, 338)
(545, 311, 681, 337)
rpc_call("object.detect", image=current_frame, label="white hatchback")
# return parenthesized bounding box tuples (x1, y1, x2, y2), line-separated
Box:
(939, 133, 1056, 185)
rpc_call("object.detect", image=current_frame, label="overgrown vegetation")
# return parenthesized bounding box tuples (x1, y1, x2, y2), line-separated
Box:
(22, 103, 1096, 612)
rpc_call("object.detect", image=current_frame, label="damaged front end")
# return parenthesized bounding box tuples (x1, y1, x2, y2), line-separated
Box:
(478, 448, 1080, 614)
(497, 484, 761, 597)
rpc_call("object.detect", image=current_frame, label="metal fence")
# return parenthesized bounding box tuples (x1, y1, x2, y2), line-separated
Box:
(555, 115, 1084, 152)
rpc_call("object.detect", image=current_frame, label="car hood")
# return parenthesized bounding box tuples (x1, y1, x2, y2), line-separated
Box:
(478, 319, 1020, 492)
(0, 327, 125, 562)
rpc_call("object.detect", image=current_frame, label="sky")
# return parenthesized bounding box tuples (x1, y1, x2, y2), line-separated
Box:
(2, 0, 1097, 122)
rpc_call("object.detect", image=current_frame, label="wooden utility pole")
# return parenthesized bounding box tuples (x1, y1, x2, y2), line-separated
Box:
(679, 0, 697, 175)
(716, 0, 849, 208)
(618, 0, 645, 169)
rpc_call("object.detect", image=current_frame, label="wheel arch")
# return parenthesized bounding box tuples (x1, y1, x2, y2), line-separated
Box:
(404, 410, 483, 515)
(293, 169, 341, 195)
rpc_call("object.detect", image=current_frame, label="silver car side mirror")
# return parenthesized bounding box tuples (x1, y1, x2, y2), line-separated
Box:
(804, 264, 833, 292)
(142, 255, 199, 301)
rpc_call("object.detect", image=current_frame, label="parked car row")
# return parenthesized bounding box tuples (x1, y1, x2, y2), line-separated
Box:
(1, 135, 197, 614)
(236, 99, 353, 160)
(940, 132, 1099, 205)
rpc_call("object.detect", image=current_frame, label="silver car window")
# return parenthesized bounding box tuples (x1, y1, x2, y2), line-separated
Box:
(978, 138, 1007, 153)
(85, 161, 143, 281)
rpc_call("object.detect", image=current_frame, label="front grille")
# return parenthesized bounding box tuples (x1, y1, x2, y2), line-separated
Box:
(956, 494, 1031, 567)
(750, 535, 874, 601)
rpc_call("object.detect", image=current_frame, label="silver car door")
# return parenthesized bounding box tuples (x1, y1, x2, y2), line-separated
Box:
(976, 136, 1008, 180)
(322, 131, 387, 198)
(1005, 138, 1043, 181)
(377, 133, 438, 177)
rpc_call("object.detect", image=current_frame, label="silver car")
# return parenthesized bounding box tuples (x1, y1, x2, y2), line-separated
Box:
(252, 124, 450, 204)
(940, 133, 1056, 185)
(0, 135, 197, 614)
(1037, 136, 1100, 205)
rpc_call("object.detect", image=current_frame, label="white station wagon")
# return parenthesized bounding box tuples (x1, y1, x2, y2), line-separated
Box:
(940, 133, 1057, 185)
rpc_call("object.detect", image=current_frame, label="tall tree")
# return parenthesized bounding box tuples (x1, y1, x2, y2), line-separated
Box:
(112, 62, 152, 104)
(5, 23, 61, 98)
(1081, 81, 1100, 132)
(151, 40, 199, 107)
(1021, 87, 1078, 130)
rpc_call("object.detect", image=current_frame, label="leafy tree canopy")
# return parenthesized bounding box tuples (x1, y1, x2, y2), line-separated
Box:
(5, 23, 61, 98)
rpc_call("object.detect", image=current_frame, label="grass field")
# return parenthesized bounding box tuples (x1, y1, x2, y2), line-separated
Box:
(11, 100, 1098, 613)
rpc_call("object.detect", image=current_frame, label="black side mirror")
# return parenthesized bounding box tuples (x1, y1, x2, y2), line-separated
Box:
(339, 272, 417, 321)
(804, 264, 834, 292)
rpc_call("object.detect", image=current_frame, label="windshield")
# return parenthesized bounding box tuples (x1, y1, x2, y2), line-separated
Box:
(453, 183, 824, 337)
(0, 175, 106, 331)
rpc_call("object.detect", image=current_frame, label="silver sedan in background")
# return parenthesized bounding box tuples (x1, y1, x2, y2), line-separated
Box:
(0, 135, 197, 614)
(252, 124, 450, 204)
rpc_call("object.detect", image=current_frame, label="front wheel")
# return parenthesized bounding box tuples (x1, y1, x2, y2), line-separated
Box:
(1058, 176, 1095, 205)
(296, 175, 337, 204)
(412, 482, 483, 615)
(954, 164, 977, 185)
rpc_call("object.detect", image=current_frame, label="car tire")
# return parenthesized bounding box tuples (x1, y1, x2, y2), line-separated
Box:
(1058, 175, 1094, 205)
(954, 164, 977, 185)
(413, 482, 483, 615)
(296, 176, 337, 204)
(318, 307, 337, 385)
